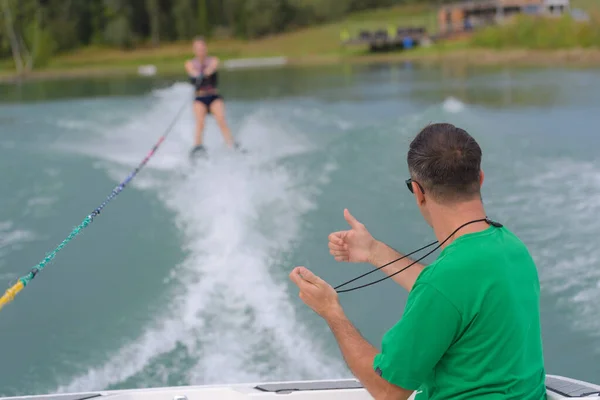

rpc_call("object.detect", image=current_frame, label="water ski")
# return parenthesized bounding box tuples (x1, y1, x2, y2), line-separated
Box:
(189, 142, 247, 164)
(189, 144, 208, 163)
(233, 142, 248, 154)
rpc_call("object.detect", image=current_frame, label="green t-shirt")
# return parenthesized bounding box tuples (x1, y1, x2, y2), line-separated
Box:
(373, 225, 546, 399)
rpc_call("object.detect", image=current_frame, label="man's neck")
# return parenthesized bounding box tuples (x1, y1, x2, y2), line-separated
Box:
(429, 199, 489, 248)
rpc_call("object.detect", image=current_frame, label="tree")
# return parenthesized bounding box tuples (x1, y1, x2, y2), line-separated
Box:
(197, 0, 211, 37)
(173, 0, 196, 40)
(102, 0, 134, 49)
(241, 0, 288, 38)
(146, 0, 160, 46)
(1, 0, 35, 74)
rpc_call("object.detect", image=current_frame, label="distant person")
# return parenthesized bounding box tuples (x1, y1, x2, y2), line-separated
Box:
(185, 36, 239, 158)
(289, 123, 546, 399)
(464, 16, 473, 31)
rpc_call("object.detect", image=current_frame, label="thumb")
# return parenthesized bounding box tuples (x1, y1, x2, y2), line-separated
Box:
(344, 208, 363, 230)
(295, 266, 320, 285)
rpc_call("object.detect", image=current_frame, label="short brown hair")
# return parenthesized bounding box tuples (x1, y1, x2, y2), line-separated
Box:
(407, 123, 482, 202)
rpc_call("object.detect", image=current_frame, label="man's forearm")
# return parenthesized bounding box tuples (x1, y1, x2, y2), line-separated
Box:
(326, 309, 412, 400)
(368, 240, 425, 292)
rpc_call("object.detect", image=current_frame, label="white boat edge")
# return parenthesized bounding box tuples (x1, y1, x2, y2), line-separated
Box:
(2, 374, 599, 400)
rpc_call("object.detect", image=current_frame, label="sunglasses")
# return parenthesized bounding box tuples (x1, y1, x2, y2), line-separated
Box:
(405, 178, 425, 194)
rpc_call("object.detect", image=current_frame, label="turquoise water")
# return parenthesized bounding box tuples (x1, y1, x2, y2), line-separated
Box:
(0, 64, 599, 396)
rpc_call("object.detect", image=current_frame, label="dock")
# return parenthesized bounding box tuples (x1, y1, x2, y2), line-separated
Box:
(342, 26, 429, 52)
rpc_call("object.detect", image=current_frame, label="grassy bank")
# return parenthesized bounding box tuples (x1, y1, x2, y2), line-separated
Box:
(473, 15, 600, 49)
(1, 0, 599, 81)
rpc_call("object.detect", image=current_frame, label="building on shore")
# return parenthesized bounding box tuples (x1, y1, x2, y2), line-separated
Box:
(437, 0, 571, 35)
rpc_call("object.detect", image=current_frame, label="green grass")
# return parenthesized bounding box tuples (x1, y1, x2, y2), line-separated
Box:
(472, 13, 600, 50)
(571, 0, 600, 14)
(471, 0, 600, 50)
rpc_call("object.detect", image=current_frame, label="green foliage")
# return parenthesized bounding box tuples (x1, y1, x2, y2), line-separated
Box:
(46, 17, 79, 51)
(145, 0, 160, 46)
(103, 14, 134, 48)
(197, 0, 211, 37)
(240, 0, 289, 38)
(472, 14, 600, 49)
(24, 20, 57, 67)
(288, 0, 350, 25)
(172, 0, 196, 40)
(348, 0, 397, 12)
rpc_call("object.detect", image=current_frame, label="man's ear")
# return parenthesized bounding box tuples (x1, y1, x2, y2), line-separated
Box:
(414, 183, 426, 205)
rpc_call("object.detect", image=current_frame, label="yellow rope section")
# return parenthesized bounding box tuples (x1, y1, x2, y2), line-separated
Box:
(0, 280, 25, 311)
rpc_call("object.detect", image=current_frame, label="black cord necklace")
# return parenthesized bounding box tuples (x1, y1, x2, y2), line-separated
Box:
(334, 217, 503, 293)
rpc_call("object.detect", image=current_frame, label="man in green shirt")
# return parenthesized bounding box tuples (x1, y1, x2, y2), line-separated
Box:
(289, 123, 546, 399)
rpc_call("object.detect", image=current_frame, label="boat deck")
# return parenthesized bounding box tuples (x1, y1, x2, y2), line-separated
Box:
(2, 375, 599, 400)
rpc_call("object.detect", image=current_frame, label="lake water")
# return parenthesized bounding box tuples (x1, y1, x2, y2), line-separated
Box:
(0, 63, 599, 396)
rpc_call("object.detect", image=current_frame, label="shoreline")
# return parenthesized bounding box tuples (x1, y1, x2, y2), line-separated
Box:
(297, 48, 600, 67)
(2, 48, 600, 83)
